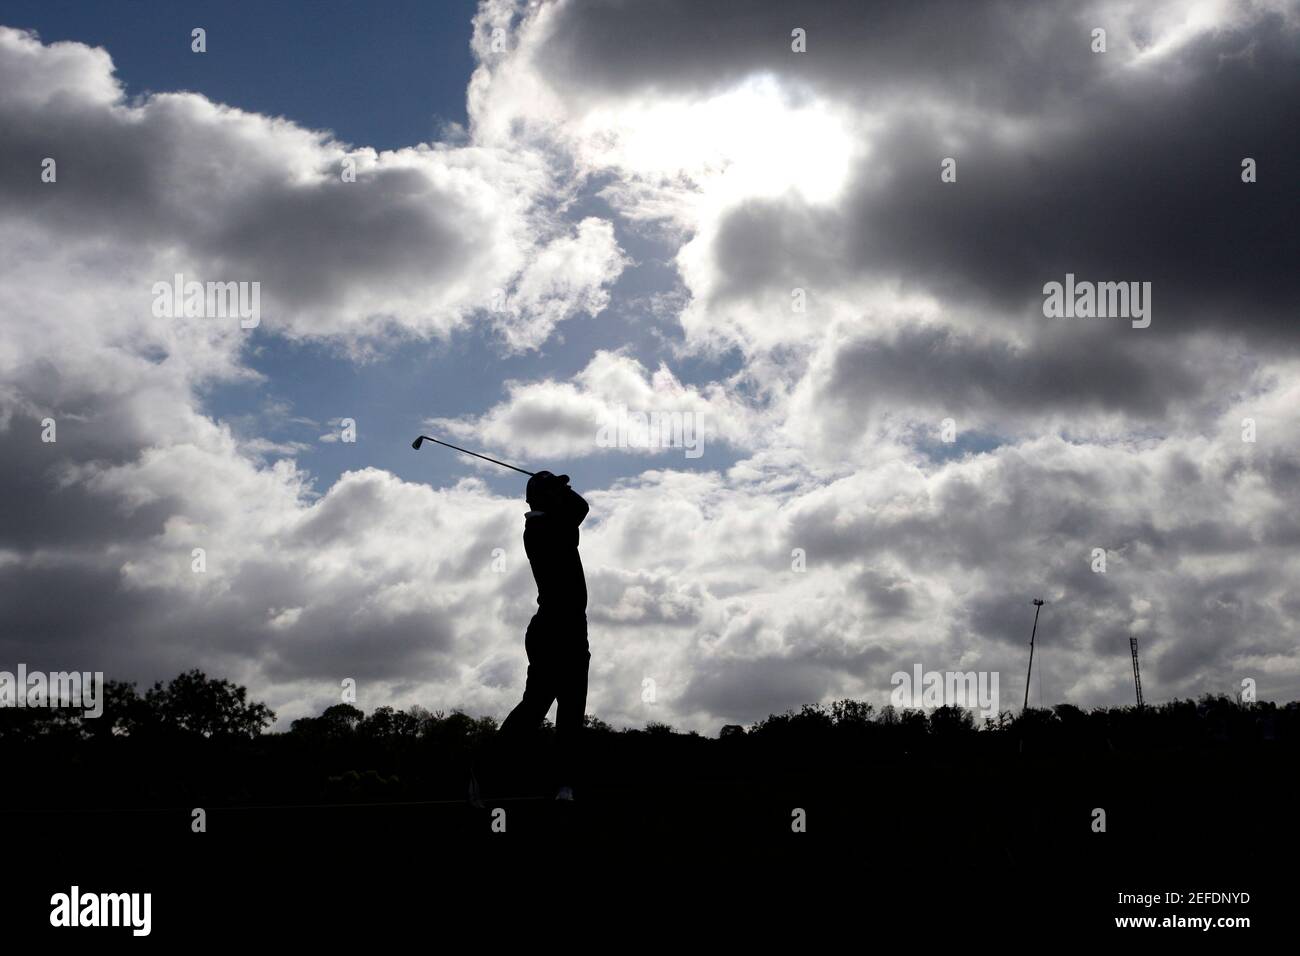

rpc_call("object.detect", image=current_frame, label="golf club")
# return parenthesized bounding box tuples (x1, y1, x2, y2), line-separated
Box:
(411, 434, 535, 476)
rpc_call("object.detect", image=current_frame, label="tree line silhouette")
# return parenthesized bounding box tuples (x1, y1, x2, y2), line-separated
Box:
(1, 668, 1294, 812)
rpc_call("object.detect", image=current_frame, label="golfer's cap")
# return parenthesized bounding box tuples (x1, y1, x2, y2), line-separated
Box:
(526, 470, 555, 504)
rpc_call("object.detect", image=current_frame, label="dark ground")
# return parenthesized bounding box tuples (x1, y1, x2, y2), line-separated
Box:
(4, 683, 1293, 940)
(6, 739, 1292, 942)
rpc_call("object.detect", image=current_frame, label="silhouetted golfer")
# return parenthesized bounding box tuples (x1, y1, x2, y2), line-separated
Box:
(471, 471, 590, 804)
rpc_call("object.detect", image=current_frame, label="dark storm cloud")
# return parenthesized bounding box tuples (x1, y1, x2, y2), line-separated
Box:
(1155, 575, 1285, 684)
(0, 414, 175, 552)
(775, 432, 1300, 707)
(0, 89, 476, 316)
(677, 620, 893, 723)
(0, 476, 468, 691)
(535, 0, 1098, 111)
(826, 48, 1300, 339)
(0, 25, 626, 348)
(677, 655, 835, 722)
(537, 1, 1299, 342)
(852, 566, 918, 620)
(257, 604, 458, 683)
(0, 565, 157, 671)
(784, 443, 1293, 581)
(815, 324, 1208, 423)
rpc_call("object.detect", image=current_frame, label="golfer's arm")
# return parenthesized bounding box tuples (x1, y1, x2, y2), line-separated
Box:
(562, 487, 590, 525)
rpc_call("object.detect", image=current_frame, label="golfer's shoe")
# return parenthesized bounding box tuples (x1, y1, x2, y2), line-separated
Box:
(554, 785, 575, 802)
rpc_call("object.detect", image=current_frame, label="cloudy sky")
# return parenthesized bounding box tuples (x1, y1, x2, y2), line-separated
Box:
(2, 0, 1297, 731)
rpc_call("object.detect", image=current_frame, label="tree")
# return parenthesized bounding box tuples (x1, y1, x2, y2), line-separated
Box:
(929, 704, 976, 735)
(87, 680, 150, 739)
(143, 669, 275, 738)
(363, 705, 422, 739)
(831, 699, 875, 728)
(320, 703, 364, 734)
(583, 714, 614, 734)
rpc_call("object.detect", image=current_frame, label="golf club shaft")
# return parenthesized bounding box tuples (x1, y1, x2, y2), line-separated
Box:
(412, 435, 535, 476)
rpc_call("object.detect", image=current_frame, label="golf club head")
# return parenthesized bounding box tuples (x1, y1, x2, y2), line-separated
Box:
(411, 437, 424, 450)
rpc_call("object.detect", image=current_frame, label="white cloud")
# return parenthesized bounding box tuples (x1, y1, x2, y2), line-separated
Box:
(2, 4, 1298, 738)
(429, 349, 763, 461)
(0, 25, 627, 351)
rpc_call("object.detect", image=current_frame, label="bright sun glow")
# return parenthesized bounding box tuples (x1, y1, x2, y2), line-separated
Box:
(576, 74, 860, 207)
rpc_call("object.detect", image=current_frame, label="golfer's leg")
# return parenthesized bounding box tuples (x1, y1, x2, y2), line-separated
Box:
(500, 615, 556, 736)
(554, 630, 591, 786)
(500, 659, 557, 737)
(489, 620, 558, 791)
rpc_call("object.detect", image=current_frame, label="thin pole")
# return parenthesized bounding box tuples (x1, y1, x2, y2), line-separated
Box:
(1130, 636, 1144, 709)
(1024, 599, 1044, 711)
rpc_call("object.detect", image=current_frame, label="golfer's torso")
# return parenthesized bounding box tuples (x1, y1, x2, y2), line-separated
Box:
(523, 514, 587, 616)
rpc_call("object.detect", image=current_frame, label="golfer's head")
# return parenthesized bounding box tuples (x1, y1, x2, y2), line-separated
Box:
(526, 471, 568, 510)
